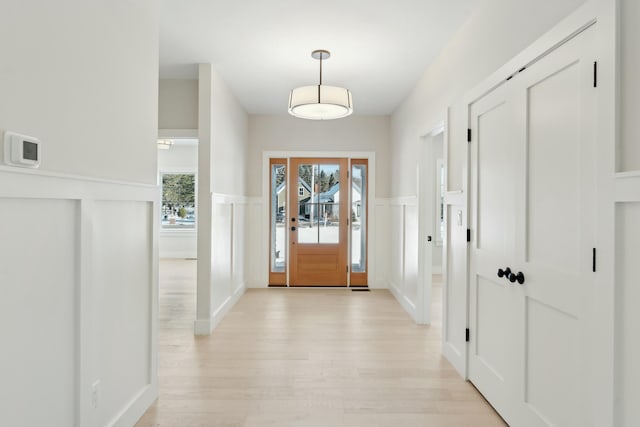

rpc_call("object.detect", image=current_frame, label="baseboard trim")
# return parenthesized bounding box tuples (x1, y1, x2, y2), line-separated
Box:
(194, 282, 246, 335)
(107, 383, 158, 427)
(443, 340, 466, 380)
(388, 281, 417, 322)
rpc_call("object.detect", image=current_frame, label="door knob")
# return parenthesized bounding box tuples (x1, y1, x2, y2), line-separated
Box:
(291, 226, 296, 231)
(498, 267, 511, 278)
(509, 271, 525, 285)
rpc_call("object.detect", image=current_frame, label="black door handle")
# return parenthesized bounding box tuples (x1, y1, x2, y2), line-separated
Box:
(508, 272, 525, 285)
(497, 267, 511, 278)
(291, 226, 296, 231)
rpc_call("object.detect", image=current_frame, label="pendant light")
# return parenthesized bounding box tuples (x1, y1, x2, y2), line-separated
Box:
(288, 50, 353, 120)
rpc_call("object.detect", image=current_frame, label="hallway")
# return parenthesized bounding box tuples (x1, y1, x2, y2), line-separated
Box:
(136, 259, 505, 426)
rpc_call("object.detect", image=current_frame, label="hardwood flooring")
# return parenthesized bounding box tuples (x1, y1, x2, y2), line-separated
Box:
(136, 259, 505, 427)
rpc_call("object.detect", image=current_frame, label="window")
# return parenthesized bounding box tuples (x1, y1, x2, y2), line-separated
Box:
(161, 173, 196, 230)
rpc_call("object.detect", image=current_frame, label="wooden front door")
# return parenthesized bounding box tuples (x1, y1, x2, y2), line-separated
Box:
(289, 158, 348, 286)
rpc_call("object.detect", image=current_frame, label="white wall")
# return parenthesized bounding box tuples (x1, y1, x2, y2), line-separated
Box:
(248, 115, 390, 197)
(0, 1, 158, 185)
(158, 142, 198, 258)
(390, 0, 587, 196)
(388, 0, 589, 368)
(158, 79, 198, 131)
(0, 1, 159, 425)
(246, 115, 391, 288)
(195, 65, 249, 335)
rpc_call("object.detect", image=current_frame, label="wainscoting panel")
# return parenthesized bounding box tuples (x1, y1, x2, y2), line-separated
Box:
(388, 197, 418, 321)
(195, 194, 248, 334)
(0, 168, 159, 427)
(93, 200, 154, 427)
(443, 202, 468, 377)
(0, 197, 78, 427)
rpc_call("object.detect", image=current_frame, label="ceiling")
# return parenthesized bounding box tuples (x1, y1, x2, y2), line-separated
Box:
(159, 0, 478, 116)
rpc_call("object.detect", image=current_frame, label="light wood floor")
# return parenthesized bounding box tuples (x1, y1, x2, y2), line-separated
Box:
(136, 259, 506, 427)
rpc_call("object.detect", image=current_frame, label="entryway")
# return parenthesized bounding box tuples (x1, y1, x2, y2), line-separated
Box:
(269, 156, 368, 287)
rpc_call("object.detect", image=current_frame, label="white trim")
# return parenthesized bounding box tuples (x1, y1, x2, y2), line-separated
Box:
(194, 283, 246, 335)
(389, 195, 417, 206)
(388, 280, 417, 322)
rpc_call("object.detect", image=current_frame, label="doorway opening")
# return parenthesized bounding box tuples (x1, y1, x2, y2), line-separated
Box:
(157, 137, 198, 326)
(268, 156, 369, 287)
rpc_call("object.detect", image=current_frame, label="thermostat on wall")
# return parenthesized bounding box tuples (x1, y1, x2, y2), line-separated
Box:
(3, 131, 41, 168)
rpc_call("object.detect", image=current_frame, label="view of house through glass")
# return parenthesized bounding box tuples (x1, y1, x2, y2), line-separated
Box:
(271, 163, 286, 273)
(161, 173, 196, 229)
(297, 163, 341, 244)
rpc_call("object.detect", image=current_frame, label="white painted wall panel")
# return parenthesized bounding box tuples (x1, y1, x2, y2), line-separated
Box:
(444, 204, 467, 375)
(211, 200, 233, 314)
(0, 198, 77, 427)
(374, 202, 390, 288)
(196, 65, 248, 333)
(615, 202, 640, 426)
(403, 204, 419, 307)
(389, 205, 404, 291)
(93, 201, 153, 426)
(233, 203, 247, 292)
(246, 201, 264, 287)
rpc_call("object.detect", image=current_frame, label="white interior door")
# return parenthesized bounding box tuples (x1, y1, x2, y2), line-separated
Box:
(468, 24, 597, 427)
(468, 81, 520, 423)
(512, 24, 596, 427)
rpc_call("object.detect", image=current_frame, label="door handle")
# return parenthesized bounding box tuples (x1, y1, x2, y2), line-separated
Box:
(497, 267, 511, 278)
(508, 271, 525, 285)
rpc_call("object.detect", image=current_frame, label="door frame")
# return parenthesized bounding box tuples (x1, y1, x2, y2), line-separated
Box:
(417, 122, 446, 325)
(262, 151, 377, 288)
(458, 1, 615, 424)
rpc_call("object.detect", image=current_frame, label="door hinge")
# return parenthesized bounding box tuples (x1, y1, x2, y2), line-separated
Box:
(467, 128, 472, 143)
(594, 61, 598, 88)
(466, 228, 471, 242)
(592, 248, 597, 272)
(346, 265, 349, 273)
(465, 328, 470, 342)
(347, 170, 350, 178)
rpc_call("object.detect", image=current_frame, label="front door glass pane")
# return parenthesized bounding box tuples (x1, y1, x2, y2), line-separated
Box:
(270, 164, 286, 272)
(297, 163, 341, 244)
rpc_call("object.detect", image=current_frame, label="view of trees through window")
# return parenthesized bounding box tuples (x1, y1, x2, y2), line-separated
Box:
(161, 173, 196, 229)
(298, 165, 338, 192)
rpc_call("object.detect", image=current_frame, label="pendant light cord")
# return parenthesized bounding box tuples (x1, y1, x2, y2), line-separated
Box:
(319, 54, 323, 85)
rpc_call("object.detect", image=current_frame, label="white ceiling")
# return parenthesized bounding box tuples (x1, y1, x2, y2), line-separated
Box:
(159, 0, 478, 115)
